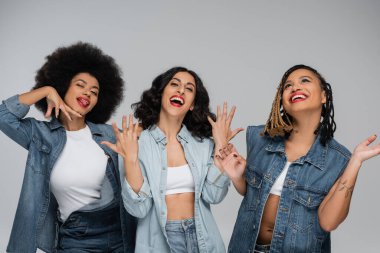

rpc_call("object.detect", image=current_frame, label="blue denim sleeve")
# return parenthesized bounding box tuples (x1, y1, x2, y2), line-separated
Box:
(201, 140, 230, 204)
(0, 95, 32, 149)
(120, 152, 153, 218)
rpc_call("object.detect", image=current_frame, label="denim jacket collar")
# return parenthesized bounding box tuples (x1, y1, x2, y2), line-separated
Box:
(47, 117, 104, 136)
(265, 135, 327, 171)
(148, 124, 191, 145)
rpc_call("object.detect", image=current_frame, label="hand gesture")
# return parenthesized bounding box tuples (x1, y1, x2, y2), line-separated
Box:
(352, 134, 380, 164)
(215, 144, 246, 180)
(102, 114, 140, 163)
(45, 87, 81, 120)
(207, 102, 243, 148)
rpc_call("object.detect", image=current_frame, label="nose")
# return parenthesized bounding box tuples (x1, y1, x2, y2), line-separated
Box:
(83, 89, 91, 97)
(177, 84, 185, 95)
(291, 82, 302, 92)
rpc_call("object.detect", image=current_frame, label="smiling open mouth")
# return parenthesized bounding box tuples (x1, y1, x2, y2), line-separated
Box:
(290, 94, 307, 103)
(170, 96, 184, 107)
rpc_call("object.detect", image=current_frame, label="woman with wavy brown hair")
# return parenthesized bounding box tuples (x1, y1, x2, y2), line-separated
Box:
(104, 66, 242, 253)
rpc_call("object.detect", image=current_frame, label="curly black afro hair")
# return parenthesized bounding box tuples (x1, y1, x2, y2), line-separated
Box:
(33, 42, 124, 124)
(132, 66, 216, 140)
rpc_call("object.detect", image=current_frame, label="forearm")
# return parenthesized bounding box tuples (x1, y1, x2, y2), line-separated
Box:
(231, 176, 247, 196)
(19, 86, 52, 105)
(318, 158, 361, 231)
(124, 159, 144, 193)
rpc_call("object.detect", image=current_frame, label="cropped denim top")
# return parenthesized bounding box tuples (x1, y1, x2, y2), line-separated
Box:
(228, 125, 351, 253)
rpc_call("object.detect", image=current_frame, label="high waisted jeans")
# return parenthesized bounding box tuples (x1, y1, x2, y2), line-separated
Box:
(165, 218, 199, 253)
(254, 244, 271, 253)
(56, 202, 123, 253)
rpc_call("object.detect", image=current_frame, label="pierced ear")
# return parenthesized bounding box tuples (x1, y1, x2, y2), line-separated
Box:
(190, 106, 194, 111)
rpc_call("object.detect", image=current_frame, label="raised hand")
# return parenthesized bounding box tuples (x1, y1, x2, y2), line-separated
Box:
(102, 114, 140, 162)
(207, 102, 243, 149)
(351, 134, 380, 164)
(215, 144, 246, 180)
(45, 87, 81, 120)
(215, 143, 247, 195)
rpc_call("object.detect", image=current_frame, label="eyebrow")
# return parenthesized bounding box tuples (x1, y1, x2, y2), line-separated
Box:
(77, 79, 99, 89)
(285, 75, 313, 83)
(299, 75, 313, 80)
(172, 77, 195, 87)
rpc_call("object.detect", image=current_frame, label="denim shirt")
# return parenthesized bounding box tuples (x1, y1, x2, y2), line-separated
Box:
(120, 125, 230, 253)
(0, 95, 136, 253)
(228, 125, 351, 253)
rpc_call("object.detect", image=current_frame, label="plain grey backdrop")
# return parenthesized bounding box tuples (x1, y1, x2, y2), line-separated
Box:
(1, 0, 379, 252)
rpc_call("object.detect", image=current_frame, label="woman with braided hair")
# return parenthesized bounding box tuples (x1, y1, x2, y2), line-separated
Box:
(219, 65, 380, 253)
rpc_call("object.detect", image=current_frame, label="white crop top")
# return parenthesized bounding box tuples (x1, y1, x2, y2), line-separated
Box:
(270, 161, 291, 196)
(166, 164, 195, 195)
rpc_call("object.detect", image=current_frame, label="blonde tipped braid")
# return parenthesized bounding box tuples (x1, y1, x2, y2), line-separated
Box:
(263, 85, 293, 137)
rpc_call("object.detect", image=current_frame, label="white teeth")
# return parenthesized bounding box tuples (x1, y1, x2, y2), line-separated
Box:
(170, 97, 184, 105)
(79, 98, 89, 106)
(291, 94, 306, 101)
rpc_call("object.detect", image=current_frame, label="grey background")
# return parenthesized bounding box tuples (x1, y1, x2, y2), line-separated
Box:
(1, 0, 379, 252)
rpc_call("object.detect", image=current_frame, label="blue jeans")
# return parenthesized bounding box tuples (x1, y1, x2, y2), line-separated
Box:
(56, 203, 123, 253)
(254, 244, 271, 253)
(165, 218, 199, 253)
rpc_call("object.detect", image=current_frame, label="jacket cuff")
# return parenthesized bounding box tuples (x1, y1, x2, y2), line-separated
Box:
(206, 164, 230, 187)
(122, 177, 152, 202)
(4, 95, 30, 118)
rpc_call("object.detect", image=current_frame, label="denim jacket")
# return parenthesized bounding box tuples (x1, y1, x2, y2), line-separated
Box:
(0, 95, 136, 253)
(228, 125, 351, 253)
(120, 125, 230, 253)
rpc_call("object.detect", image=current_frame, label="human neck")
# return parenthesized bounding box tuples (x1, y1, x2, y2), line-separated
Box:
(157, 113, 183, 141)
(288, 113, 320, 145)
(60, 115, 86, 131)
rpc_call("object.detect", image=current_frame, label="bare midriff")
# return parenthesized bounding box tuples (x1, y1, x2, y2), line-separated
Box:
(166, 192, 195, 220)
(256, 193, 280, 245)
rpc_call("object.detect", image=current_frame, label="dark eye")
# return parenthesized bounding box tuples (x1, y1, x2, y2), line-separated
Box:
(301, 78, 310, 83)
(186, 87, 194, 92)
(76, 83, 85, 88)
(284, 83, 292, 89)
(91, 90, 98, 96)
(170, 82, 179, 87)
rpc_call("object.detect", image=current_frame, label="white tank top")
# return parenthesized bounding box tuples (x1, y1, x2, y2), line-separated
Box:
(166, 164, 195, 195)
(50, 125, 108, 221)
(270, 161, 291, 196)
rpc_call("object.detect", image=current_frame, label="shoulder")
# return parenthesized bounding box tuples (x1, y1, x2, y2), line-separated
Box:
(326, 138, 352, 160)
(246, 125, 270, 146)
(87, 122, 115, 139)
(246, 125, 265, 138)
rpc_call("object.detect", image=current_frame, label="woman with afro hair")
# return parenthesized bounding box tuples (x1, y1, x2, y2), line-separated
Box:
(217, 65, 380, 253)
(0, 42, 136, 253)
(103, 66, 243, 252)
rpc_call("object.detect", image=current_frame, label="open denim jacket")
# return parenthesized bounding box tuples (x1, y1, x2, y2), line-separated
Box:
(121, 125, 230, 253)
(0, 95, 136, 253)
